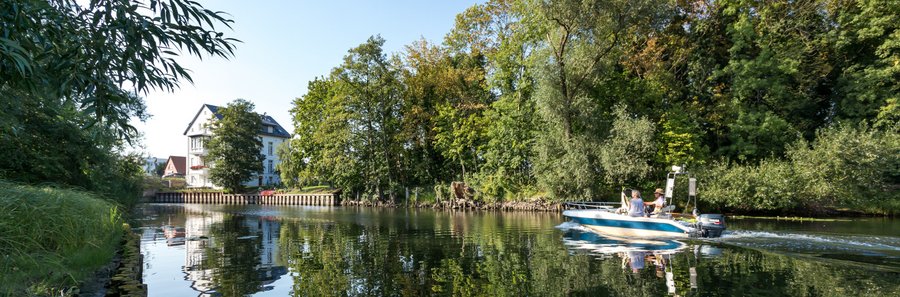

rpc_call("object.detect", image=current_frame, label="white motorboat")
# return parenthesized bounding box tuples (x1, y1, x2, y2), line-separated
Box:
(563, 166, 726, 238)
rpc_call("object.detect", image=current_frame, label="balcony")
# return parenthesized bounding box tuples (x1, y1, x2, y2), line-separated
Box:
(189, 148, 208, 155)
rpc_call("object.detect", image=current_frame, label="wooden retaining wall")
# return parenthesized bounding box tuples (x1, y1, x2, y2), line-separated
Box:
(153, 192, 340, 206)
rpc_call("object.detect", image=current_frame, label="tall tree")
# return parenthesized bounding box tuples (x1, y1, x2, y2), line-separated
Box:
(279, 78, 359, 190)
(333, 36, 405, 200)
(447, 0, 543, 199)
(530, 0, 659, 199)
(830, 0, 900, 129)
(207, 99, 265, 193)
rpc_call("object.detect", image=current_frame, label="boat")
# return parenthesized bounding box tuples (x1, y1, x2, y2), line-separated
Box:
(563, 166, 726, 238)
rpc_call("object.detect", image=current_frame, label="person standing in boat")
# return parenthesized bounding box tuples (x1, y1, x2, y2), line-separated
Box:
(629, 190, 645, 217)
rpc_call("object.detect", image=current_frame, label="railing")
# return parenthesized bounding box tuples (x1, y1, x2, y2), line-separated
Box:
(563, 201, 622, 210)
(153, 192, 340, 206)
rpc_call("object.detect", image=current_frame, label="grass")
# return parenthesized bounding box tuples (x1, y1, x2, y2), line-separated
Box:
(853, 198, 900, 216)
(174, 188, 222, 193)
(0, 181, 124, 296)
(280, 185, 340, 194)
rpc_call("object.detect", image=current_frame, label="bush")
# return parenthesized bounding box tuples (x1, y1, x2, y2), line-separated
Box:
(699, 124, 899, 214)
(700, 160, 800, 212)
(788, 124, 899, 209)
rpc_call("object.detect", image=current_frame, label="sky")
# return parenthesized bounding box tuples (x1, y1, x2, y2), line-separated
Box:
(135, 0, 482, 158)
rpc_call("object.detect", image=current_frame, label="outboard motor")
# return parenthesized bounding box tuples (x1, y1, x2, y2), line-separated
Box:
(698, 214, 726, 238)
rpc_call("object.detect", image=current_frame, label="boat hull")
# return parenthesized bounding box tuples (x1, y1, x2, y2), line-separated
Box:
(564, 209, 692, 238)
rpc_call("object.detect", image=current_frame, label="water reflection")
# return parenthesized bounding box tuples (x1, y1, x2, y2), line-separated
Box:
(560, 227, 702, 295)
(138, 204, 900, 297)
(142, 206, 289, 296)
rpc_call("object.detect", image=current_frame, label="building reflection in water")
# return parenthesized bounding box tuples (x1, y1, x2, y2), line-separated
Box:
(171, 206, 289, 296)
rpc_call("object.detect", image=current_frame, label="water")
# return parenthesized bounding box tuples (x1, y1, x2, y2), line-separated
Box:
(135, 204, 900, 296)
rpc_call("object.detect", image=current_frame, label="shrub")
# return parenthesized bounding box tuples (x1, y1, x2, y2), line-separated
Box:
(700, 160, 800, 212)
(788, 124, 899, 209)
(700, 124, 899, 214)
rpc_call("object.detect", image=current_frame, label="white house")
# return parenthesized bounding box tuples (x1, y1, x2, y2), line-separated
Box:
(183, 104, 291, 188)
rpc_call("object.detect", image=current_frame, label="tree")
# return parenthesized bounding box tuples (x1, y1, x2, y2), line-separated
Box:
(530, 0, 660, 200)
(154, 161, 167, 177)
(596, 106, 656, 186)
(1, 0, 237, 140)
(0, 0, 237, 204)
(279, 77, 360, 190)
(206, 99, 265, 193)
(333, 36, 405, 200)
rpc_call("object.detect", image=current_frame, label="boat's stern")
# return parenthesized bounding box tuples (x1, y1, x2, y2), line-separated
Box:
(696, 214, 726, 238)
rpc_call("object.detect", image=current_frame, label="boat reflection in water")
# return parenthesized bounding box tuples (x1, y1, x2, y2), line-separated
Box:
(561, 225, 723, 295)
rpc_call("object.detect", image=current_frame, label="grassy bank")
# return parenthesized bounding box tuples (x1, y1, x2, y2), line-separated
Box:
(0, 181, 123, 296)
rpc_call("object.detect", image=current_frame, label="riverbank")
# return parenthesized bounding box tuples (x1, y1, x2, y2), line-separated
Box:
(0, 181, 129, 296)
(342, 198, 565, 211)
(340, 198, 897, 218)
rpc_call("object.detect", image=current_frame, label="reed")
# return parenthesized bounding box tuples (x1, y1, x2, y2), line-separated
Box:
(0, 180, 123, 296)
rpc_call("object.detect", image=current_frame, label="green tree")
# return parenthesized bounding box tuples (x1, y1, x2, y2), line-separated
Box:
(0, 0, 237, 204)
(332, 36, 405, 200)
(207, 99, 265, 193)
(154, 161, 167, 177)
(446, 0, 543, 200)
(830, 0, 900, 129)
(279, 77, 361, 191)
(529, 0, 660, 200)
(0, 0, 237, 140)
(597, 106, 656, 187)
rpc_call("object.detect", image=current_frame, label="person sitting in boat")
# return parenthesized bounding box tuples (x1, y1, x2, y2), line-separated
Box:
(628, 190, 645, 217)
(647, 188, 666, 214)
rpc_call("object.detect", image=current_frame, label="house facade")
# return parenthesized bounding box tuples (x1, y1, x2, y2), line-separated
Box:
(163, 156, 186, 177)
(183, 104, 290, 188)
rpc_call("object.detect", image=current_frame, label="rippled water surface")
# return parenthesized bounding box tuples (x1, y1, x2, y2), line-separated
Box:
(136, 204, 900, 296)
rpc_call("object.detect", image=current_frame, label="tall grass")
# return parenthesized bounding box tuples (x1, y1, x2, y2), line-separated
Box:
(0, 180, 123, 296)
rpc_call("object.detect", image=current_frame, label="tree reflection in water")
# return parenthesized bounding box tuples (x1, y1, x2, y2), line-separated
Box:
(140, 205, 900, 297)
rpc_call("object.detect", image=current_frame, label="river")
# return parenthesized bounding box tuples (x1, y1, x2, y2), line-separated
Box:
(135, 204, 900, 296)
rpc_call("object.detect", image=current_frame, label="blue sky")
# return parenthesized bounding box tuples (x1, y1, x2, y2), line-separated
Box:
(136, 0, 482, 158)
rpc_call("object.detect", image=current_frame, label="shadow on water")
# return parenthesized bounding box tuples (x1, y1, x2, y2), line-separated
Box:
(136, 204, 900, 297)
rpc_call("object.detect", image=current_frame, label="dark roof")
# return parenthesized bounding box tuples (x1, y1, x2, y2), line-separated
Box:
(183, 104, 290, 138)
(259, 114, 291, 138)
(167, 156, 186, 175)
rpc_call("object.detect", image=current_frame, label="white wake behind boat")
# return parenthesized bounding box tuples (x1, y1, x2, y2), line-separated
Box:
(563, 166, 726, 238)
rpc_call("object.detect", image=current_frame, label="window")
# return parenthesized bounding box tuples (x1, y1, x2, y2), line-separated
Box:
(267, 176, 272, 185)
(268, 142, 273, 155)
(190, 137, 203, 150)
(268, 160, 273, 174)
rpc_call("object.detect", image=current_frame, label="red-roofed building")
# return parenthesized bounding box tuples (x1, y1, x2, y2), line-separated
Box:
(163, 156, 186, 177)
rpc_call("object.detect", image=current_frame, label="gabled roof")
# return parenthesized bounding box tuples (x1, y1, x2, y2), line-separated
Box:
(167, 156, 186, 175)
(183, 104, 221, 135)
(183, 103, 291, 138)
